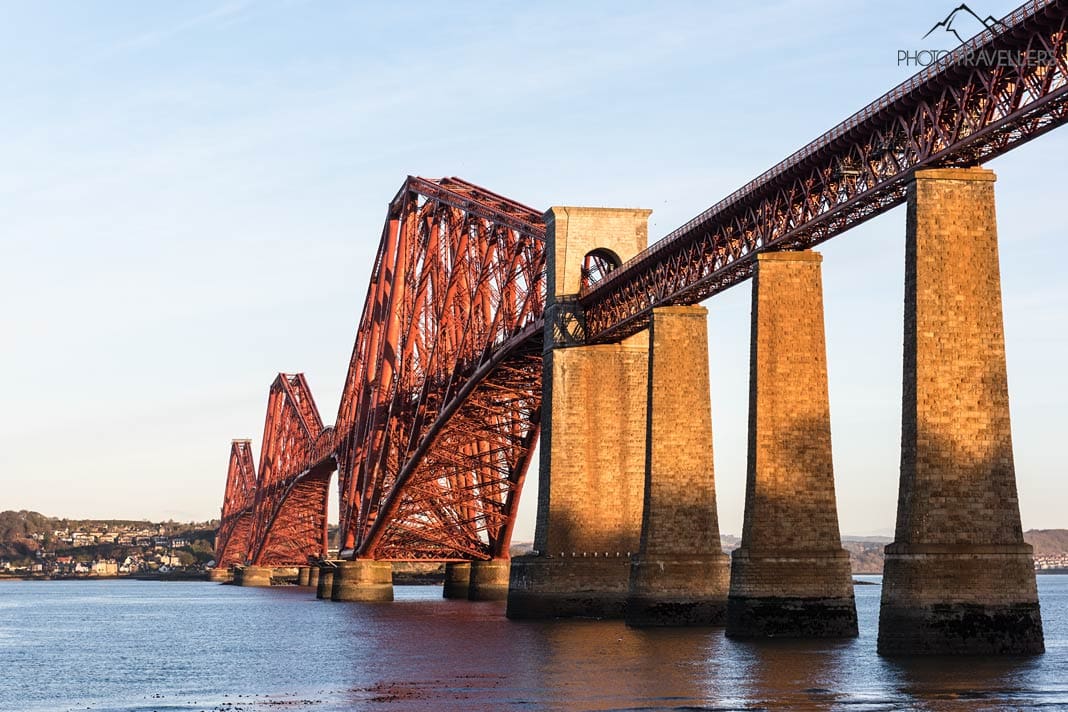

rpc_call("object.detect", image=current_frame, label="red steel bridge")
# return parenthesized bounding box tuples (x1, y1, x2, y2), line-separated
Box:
(215, 0, 1068, 569)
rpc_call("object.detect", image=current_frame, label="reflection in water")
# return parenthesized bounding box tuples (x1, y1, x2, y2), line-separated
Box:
(885, 655, 1044, 710)
(726, 638, 856, 709)
(1, 577, 1068, 711)
(539, 623, 724, 710)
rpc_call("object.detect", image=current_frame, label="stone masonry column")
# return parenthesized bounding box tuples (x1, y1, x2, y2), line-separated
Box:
(507, 207, 651, 620)
(308, 565, 320, 589)
(726, 251, 857, 638)
(297, 566, 311, 587)
(625, 306, 730, 627)
(331, 560, 394, 602)
(878, 167, 1043, 655)
(443, 562, 471, 599)
(469, 559, 510, 601)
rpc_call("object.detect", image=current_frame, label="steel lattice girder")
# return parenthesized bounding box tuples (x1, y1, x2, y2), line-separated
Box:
(246, 373, 333, 566)
(215, 440, 257, 568)
(580, 0, 1068, 342)
(335, 177, 546, 561)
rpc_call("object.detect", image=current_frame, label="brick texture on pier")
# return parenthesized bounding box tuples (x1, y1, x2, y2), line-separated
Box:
(878, 167, 1043, 655)
(727, 250, 857, 638)
(626, 306, 729, 627)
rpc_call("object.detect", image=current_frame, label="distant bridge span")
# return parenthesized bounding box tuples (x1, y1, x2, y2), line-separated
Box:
(215, 0, 1067, 570)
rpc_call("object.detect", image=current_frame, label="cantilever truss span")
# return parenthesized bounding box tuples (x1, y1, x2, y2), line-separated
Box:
(214, 440, 256, 569)
(215, 0, 1068, 567)
(217, 178, 546, 565)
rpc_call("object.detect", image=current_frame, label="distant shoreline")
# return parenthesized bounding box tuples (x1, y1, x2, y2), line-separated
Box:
(5, 570, 1068, 584)
(0, 572, 209, 582)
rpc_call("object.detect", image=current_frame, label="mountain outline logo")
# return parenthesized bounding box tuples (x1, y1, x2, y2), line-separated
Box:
(922, 3, 1007, 45)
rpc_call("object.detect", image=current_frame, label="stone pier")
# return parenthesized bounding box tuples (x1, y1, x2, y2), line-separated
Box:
(331, 560, 394, 602)
(237, 565, 273, 588)
(316, 563, 337, 600)
(208, 567, 232, 583)
(625, 306, 730, 627)
(272, 567, 299, 583)
(469, 559, 510, 601)
(507, 206, 651, 620)
(308, 565, 320, 589)
(297, 566, 311, 587)
(443, 562, 471, 599)
(726, 251, 857, 638)
(878, 168, 1043, 655)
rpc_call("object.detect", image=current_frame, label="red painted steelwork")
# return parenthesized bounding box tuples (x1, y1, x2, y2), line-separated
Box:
(214, 440, 256, 569)
(219, 178, 545, 565)
(335, 177, 545, 561)
(244, 374, 334, 567)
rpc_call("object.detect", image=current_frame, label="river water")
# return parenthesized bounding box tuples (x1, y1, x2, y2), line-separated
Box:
(2, 575, 1067, 711)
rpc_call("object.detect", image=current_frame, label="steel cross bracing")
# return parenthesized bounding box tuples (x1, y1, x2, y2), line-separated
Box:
(579, 0, 1068, 343)
(214, 440, 257, 569)
(245, 373, 334, 567)
(334, 177, 545, 561)
(217, 177, 546, 566)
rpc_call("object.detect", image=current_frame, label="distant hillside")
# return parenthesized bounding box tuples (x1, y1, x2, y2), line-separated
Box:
(0, 510, 217, 539)
(1024, 529, 1068, 557)
(0, 510, 220, 565)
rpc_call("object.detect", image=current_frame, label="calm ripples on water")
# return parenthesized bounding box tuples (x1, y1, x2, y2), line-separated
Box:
(1, 575, 1067, 711)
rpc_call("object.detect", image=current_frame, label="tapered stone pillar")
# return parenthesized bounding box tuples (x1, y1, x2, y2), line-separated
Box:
(297, 566, 311, 587)
(727, 251, 857, 638)
(443, 562, 471, 599)
(331, 560, 394, 602)
(469, 559, 510, 601)
(507, 207, 651, 620)
(238, 565, 273, 588)
(879, 168, 1043, 655)
(316, 563, 336, 600)
(308, 565, 320, 589)
(626, 306, 730, 627)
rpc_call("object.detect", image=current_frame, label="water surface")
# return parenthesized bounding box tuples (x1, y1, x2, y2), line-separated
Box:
(2, 575, 1067, 710)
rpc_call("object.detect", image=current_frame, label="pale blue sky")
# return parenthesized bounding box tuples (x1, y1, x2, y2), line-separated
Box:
(1, 1, 1065, 539)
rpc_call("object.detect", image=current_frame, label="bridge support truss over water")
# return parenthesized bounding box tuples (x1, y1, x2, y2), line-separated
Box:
(215, 0, 1067, 653)
(215, 177, 546, 576)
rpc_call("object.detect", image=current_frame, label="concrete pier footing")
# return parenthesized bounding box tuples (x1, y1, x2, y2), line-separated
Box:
(208, 568, 232, 583)
(468, 559, 510, 601)
(443, 562, 471, 599)
(272, 567, 299, 584)
(726, 251, 857, 639)
(237, 565, 273, 588)
(508, 556, 633, 619)
(878, 168, 1043, 655)
(316, 564, 336, 600)
(308, 565, 320, 589)
(727, 550, 857, 637)
(331, 560, 394, 602)
(297, 567, 311, 587)
(625, 306, 729, 627)
(627, 555, 730, 627)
